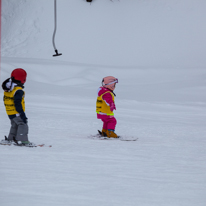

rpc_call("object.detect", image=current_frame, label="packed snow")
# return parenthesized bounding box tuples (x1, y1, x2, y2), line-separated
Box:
(1, 0, 206, 206)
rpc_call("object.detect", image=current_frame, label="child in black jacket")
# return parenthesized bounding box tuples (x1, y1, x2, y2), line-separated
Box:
(1, 68, 34, 147)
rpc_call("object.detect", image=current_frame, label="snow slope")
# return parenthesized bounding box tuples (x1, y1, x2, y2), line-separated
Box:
(1, 1, 206, 206)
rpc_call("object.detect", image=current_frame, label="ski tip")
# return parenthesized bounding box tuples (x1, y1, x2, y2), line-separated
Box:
(37, 144, 52, 147)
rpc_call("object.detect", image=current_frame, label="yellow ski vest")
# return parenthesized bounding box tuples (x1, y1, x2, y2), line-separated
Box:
(96, 91, 115, 116)
(3, 86, 25, 115)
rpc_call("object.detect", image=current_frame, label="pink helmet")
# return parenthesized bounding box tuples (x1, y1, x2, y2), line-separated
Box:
(102, 76, 118, 91)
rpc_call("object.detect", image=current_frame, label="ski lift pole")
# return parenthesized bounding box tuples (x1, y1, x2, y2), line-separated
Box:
(52, 0, 62, 57)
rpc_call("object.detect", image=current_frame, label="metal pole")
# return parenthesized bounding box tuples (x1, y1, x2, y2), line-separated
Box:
(0, 0, 2, 82)
(52, 0, 62, 57)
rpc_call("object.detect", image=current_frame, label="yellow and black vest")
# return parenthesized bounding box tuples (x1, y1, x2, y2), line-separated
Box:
(3, 86, 25, 115)
(96, 91, 115, 116)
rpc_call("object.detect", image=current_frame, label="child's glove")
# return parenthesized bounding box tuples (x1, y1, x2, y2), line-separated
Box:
(110, 103, 116, 112)
(20, 112, 28, 124)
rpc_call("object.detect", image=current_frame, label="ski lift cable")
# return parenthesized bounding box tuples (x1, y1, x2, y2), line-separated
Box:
(52, 0, 62, 57)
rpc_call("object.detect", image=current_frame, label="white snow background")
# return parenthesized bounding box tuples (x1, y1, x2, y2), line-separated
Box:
(1, 0, 206, 206)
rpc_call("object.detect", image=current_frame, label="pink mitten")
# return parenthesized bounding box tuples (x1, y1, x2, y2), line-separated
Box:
(110, 103, 116, 112)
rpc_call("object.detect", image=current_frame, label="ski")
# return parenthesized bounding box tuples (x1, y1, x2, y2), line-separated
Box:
(13, 143, 52, 147)
(89, 131, 138, 141)
(0, 142, 52, 147)
(13, 136, 52, 147)
(0, 136, 52, 147)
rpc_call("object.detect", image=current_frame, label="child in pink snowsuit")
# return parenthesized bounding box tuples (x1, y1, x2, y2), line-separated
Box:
(96, 76, 118, 138)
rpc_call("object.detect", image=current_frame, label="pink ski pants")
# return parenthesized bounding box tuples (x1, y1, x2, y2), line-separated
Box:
(97, 113, 117, 130)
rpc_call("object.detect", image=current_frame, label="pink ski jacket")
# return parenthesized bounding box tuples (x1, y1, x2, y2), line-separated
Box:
(97, 86, 116, 108)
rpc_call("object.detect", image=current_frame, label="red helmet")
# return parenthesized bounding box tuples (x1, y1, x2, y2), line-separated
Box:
(11, 68, 27, 84)
(102, 76, 118, 91)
